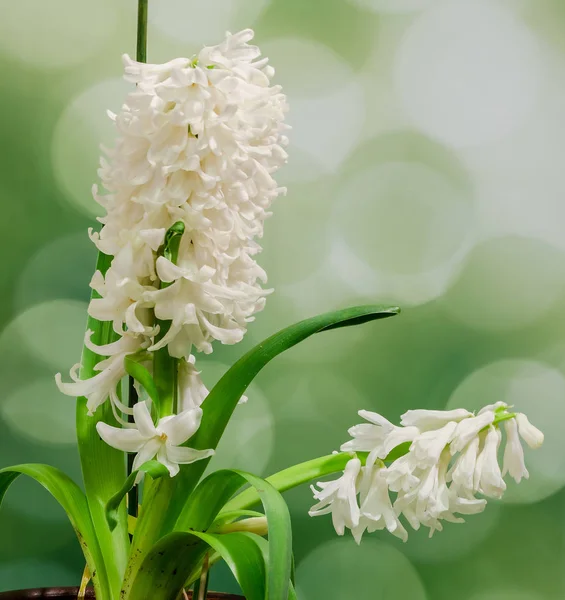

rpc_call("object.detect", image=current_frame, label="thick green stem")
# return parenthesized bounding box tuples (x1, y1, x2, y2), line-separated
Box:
(127, 0, 149, 523)
(136, 0, 148, 63)
(220, 453, 359, 514)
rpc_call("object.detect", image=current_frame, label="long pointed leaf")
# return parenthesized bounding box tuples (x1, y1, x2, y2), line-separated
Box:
(76, 251, 129, 592)
(140, 305, 399, 550)
(105, 461, 168, 531)
(175, 469, 292, 600)
(123, 531, 266, 600)
(0, 464, 110, 599)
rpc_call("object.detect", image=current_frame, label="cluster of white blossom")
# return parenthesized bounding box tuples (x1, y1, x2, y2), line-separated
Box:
(309, 403, 544, 542)
(55, 29, 288, 473)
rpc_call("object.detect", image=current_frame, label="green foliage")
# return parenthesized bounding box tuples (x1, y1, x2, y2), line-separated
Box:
(175, 469, 292, 600)
(162, 305, 400, 534)
(75, 250, 129, 594)
(124, 355, 160, 406)
(124, 531, 267, 600)
(105, 461, 168, 532)
(0, 464, 111, 599)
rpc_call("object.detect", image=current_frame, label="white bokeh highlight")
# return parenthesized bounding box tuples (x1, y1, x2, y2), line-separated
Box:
(331, 161, 476, 305)
(262, 38, 365, 184)
(442, 236, 565, 332)
(1, 300, 88, 373)
(149, 0, 270, 46)
(395, 0, 544, 148)
(0, 0, 118, 69)
(447, 359, 565, 504)
(297, 538, 427, 600)
(51, 77, 130, 218)
(1, 378, 76, 446)
(347, 0, 437, 14)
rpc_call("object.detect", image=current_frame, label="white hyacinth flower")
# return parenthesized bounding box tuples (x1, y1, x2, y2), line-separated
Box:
(474, 426, 506, 498)
(89, 28, 288, 361)
(502, 418, 529, 483)
(340, 410, 419, 466)
(56, 29, 288, 455)
(313, 403, 544, 542)
(353, 464, 407, 543)
(449, 436, 480, 494)
(177, 355, 209, 411)
(450, 411, 495, 454)
(516, 413, 544, 449)
(56, 331, 144, 416)
(96, 401, 214, 477)
(309, 458, 361, 536)
(400, 408, 472, 431)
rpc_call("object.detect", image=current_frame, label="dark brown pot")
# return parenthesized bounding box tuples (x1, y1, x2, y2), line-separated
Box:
(0, 589, 243, 599)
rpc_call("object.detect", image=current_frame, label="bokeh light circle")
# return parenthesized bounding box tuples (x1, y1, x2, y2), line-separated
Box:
(15, 231, 95, 311)
(336, 161, 474, 275)
(52, 77, 130, 218)
(468, 591, 545, 600)
(395, 0, 543, 147)
(149, 0, 270, 46)
(331, 160, 475, 306)
(199, 361, 274, 476)
(0, 0, 119, 69)
(1, 378, 76, 446)
(347, 0, 437, 14)
(441, 236, 565, 332)
(296, 538, 427, 600)
(262, 38, 365, 183)
(1, 300, 88, 373)
(447, 359, 565, 503)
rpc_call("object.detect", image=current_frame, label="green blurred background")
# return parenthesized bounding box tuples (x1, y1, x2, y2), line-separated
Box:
(1, 0, 565, 597)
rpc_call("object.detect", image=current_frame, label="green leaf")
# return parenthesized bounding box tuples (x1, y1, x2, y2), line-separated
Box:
(193, 305, 399, 451)
(124, 355, 160, 406)
(251, 535, 298, 600)
(220, 444, 411, 517)
(221, 453, 355, 515)
(124, 530, 266, 600)
(175, 469, 292, 600)
(212, 509, 265, 529)
(0, 464, 111, 600)
(160, 305, 399, 537)
(162, 220, 185, 266)
(76, 250, 130, 592)
(105, 461, 169, 531)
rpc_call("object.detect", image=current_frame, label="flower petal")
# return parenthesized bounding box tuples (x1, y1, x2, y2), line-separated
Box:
(165, 445, 214, 465)
(159, 407, 203, 445)
(133, 401, 157, 438)
(96, 422, 147, 452)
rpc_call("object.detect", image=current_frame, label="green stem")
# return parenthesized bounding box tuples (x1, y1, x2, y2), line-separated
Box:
(136, 0, 148, 63)
(219, 444, 412, 516)
(220, 453, 358, 514)
(127, 0, 149, 524)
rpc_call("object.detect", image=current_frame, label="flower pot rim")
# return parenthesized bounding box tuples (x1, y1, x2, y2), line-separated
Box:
(0, 588, 243, 599)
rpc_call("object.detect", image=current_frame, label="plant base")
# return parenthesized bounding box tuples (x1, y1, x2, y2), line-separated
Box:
(0, 589, 243, 599)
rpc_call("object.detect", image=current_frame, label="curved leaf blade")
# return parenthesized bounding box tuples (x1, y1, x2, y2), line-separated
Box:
(0, 464, 110, 600)
(123, 531, 266, 600)
(76, 250, 130, 590)
(105, 460, 168, 531)
(194, 304, 399, 450)
(124, 355, 160, 406)
(175, 469, 292, 600)
(161, 305, 399, 538)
